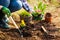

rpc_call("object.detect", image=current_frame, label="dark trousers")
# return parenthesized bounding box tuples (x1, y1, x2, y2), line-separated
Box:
(0, 10, 5, 21)
(0, 10, 7, 28)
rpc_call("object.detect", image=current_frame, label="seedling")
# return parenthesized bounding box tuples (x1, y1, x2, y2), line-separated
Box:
(19, 10, 32, 24)
(7, 16, 23, 37)
(20, 20, 26, 29)
(32, 2, 47, 20)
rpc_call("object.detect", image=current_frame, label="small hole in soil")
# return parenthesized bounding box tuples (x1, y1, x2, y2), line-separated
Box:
(22, 32, 32, 37)
(43, 34, 56, 39)
(40, 28, 45, 33)
(37, 33, 40, 36)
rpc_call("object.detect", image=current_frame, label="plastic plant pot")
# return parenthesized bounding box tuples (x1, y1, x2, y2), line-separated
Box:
(45, 13, 52, 23)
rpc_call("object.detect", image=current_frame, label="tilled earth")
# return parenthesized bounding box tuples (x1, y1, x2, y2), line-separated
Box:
(0, 7, 60, 40)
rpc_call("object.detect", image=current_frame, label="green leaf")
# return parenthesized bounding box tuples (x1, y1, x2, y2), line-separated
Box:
(34, 6, 37, 10)
(38, 2, 43, 10)
(42, 4, 47, 11)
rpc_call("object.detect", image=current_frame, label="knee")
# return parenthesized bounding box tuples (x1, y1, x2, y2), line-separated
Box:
(0, 0, 10, 7)
(9, 0, 22, 12)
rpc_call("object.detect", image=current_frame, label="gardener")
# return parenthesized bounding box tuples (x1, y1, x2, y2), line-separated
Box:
(0, 5, 11, 28)
(0, 0, 33, 29)
(9, 0, 33, 12)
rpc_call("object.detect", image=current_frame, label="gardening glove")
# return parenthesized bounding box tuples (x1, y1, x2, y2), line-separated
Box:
(1, 6, 11, 17)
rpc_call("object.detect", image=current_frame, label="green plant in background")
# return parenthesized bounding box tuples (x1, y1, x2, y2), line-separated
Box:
(27, 0, 30, 2)
(32, 2, 47, 20)
(51, 0, 60, 7)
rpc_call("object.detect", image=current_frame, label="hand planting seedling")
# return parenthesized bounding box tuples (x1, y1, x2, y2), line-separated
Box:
(19, 10, 32, 24)
(32, 2, 47, 20)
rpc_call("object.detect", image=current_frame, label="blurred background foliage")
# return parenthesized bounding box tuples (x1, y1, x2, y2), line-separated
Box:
(12, 0, 60, 14)
(27, 0, 60, 7)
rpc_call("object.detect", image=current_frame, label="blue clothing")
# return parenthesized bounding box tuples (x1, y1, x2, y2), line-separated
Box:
(0, 0, 31, 12)
(22, 1, 31, 12)
(0, 0, 32, 29)
(10, 0, 31, 12)
(9, 0, 23, 12)
(0, 0, 10, 7)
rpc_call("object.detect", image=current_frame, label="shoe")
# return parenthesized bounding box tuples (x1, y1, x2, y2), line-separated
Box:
(0, 20, 9, 29)
(3, 16, 9, 23)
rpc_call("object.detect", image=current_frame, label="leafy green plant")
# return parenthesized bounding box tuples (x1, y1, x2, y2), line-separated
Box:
(51, 0, 60, 7)
(34, 2, 47, 14)
(32, 2, 47, 20)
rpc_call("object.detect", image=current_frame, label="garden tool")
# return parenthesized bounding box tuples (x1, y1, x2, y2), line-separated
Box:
(41, 26, 48, 34)
(7, 16, 23, 37)
(1, 6, 23, 37)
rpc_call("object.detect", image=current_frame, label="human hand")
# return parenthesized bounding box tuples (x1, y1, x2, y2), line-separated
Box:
(2, 6, 11, 17)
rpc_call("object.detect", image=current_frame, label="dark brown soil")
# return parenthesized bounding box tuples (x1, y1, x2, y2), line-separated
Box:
(0, 7, 60, 40)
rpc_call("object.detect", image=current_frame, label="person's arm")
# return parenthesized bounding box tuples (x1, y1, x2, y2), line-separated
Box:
(21, 0, 34, 13)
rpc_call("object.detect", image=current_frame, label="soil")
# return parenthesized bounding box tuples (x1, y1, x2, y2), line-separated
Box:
(0, 0, 60, 40)
(0, 7, 60, 40)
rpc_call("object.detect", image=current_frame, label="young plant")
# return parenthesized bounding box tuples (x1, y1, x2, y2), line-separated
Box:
(34, 2, 47, 14)
(32, 2, 47, 20)
(20, 20, 26, 27)
(19, 9, 32, 24)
